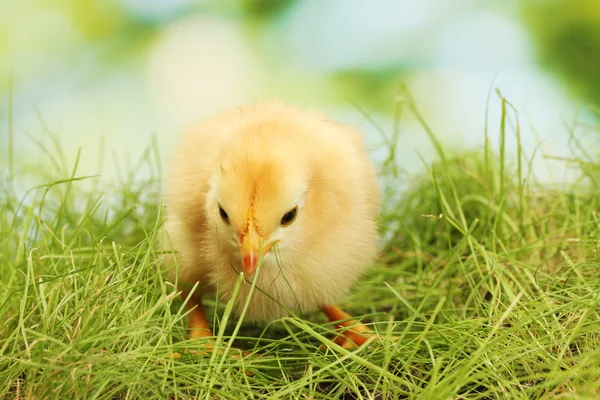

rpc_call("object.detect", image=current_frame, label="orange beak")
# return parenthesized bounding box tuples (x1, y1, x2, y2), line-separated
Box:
(240, 216, 276, 275)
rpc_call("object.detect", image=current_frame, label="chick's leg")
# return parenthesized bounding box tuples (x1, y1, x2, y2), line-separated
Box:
(181, 290, 211, 339)
(321, 305, 380, 349)
(172, 290, 214, 358)
(175, 290, 248, 359)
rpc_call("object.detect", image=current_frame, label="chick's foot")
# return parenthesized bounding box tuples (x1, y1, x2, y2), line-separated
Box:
(172, 291, 248, 358)
(321, 304, 395, 349)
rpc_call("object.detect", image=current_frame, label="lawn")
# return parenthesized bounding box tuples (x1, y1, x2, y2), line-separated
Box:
(1, 95, 599, 399)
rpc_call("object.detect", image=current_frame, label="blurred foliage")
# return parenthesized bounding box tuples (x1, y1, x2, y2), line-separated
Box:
(241, 0, 297, 20)
(0, 29, 7, 58)
(522, 1, 600, 106)
(5, 0, 600, 133)
(62, 0, 129, 41)
(331, 68, 408, 112)
(63, 0, 158, 63)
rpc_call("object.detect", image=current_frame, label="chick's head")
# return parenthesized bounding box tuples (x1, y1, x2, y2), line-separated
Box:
(204, 129, 312, 276)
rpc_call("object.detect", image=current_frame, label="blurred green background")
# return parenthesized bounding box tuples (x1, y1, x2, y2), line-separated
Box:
(1, 0, 599, 182)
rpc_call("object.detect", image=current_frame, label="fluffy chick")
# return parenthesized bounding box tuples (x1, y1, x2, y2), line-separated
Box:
(163, 102, 381, 348)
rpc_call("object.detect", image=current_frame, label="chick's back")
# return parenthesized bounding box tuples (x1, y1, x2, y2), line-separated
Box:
(163, 102, 381, 321)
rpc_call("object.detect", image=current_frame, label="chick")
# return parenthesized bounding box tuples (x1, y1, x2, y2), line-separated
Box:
(163, 102, 382, 349)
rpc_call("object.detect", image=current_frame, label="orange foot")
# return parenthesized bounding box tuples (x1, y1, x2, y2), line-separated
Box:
(172, 291, 248, 359)
(321, 305, 395, 349)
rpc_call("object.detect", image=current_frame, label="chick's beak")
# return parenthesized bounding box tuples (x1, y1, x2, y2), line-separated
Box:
(240, 219, 276, 275)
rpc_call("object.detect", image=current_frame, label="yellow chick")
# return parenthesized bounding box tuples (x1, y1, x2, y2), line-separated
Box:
(163, 102, 381, 349)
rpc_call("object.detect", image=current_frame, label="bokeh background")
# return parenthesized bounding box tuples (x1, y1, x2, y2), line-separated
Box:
(1, 0, 599, 184)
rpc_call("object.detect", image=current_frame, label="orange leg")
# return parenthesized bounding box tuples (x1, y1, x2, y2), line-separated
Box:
(175, 290, 248, 359)
(181, 290, 212, 340)
(321, 304, 389, 349)
(172, 290, 215, 358)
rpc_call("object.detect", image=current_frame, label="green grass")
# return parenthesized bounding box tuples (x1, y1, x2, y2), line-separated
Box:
(1, 93, 600, 399)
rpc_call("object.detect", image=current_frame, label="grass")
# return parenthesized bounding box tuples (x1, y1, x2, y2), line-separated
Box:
(1, 92, 600, 399)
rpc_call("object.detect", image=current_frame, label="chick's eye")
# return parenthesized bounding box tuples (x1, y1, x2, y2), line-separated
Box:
(218, 204, 230, 224)
(280, 206, 298, 227)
